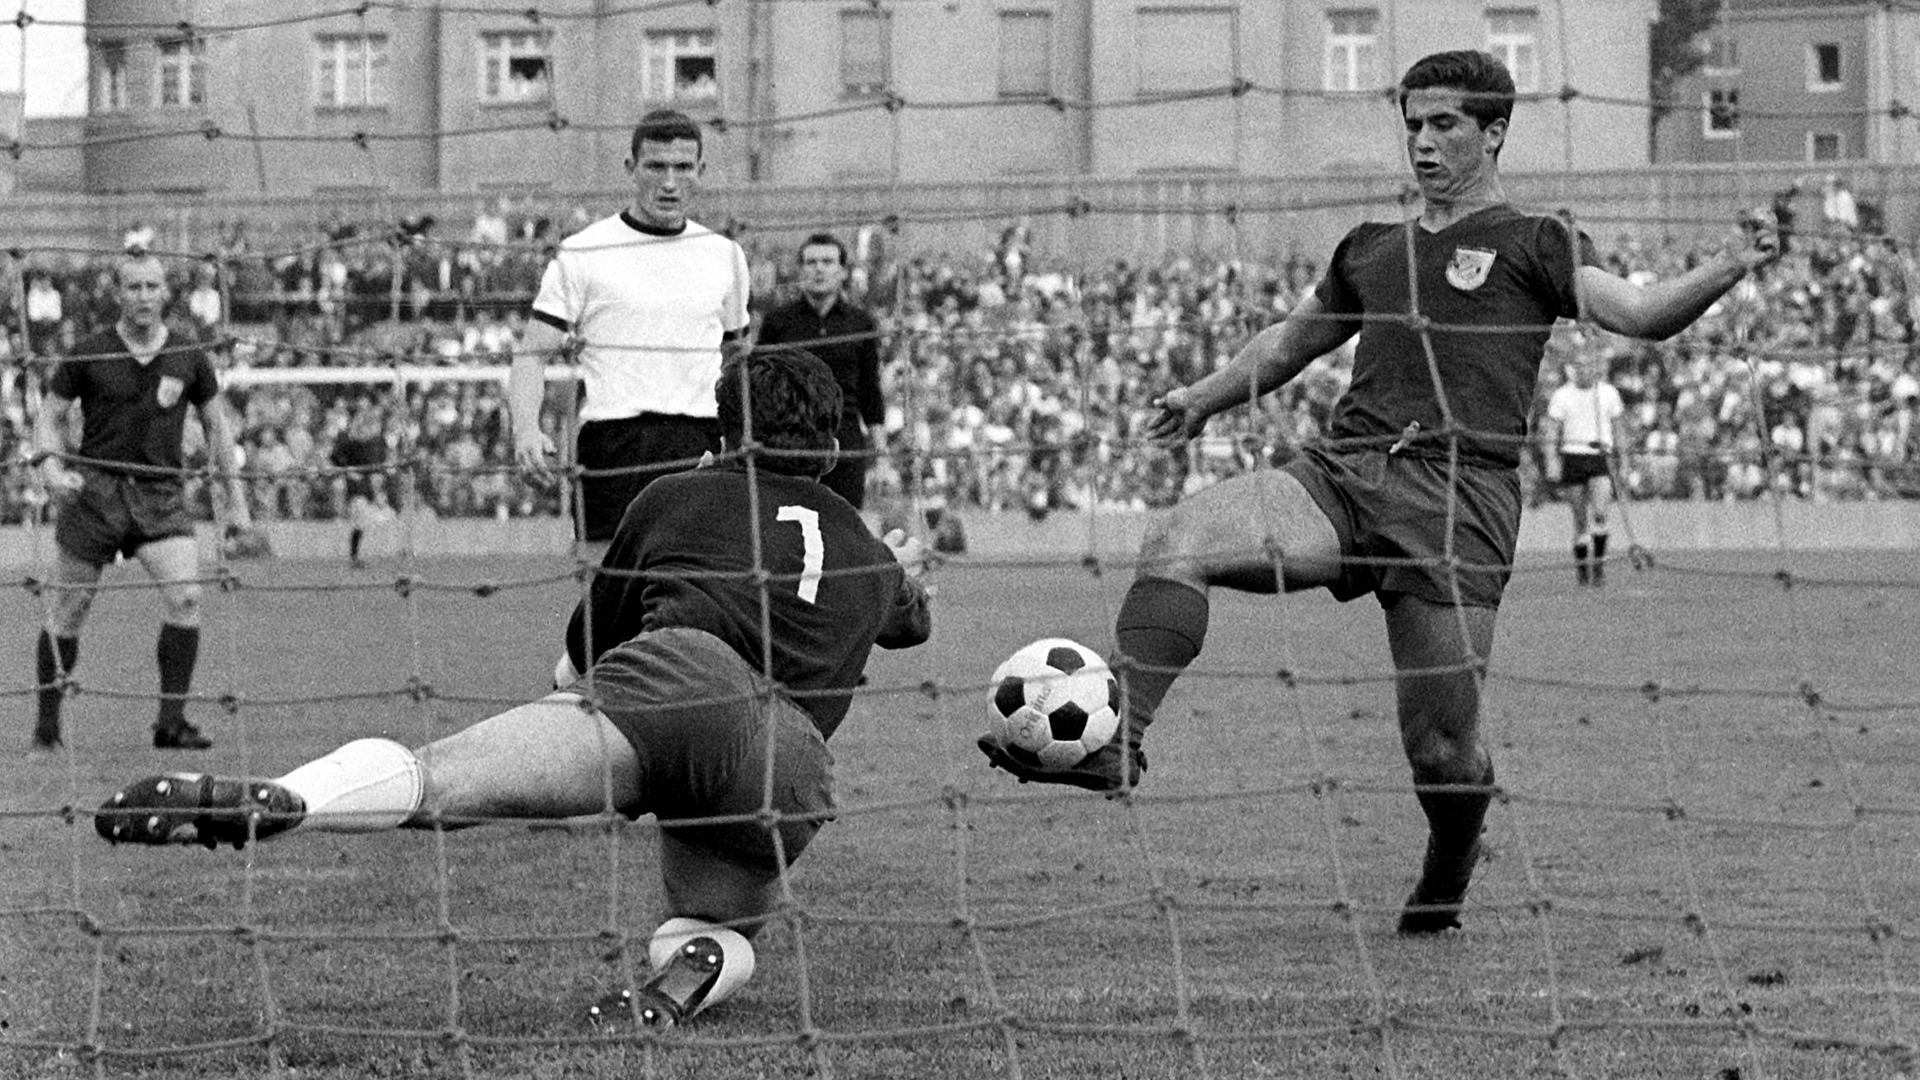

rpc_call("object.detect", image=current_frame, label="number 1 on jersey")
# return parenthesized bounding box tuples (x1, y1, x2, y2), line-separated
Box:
(776, 505, 824, 603)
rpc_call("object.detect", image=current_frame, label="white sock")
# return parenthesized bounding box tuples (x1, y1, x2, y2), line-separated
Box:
(649, 917, 755, 1018)
(277, 737, 424, 833)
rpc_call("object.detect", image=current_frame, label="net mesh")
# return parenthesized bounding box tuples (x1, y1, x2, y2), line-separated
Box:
(5, 3, 1920, 1079)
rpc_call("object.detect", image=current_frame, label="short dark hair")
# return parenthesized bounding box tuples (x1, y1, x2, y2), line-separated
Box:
(798, 232, 848, 266)
(1398, 50, 1516, 130)
(718, 348, 843, 477)
(629, 109, 703, 160)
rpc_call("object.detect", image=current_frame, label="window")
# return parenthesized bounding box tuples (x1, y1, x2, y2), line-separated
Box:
(1701, 35, 1738, 75)
(1809, 132, 1844, 160)
(316, 34, 390, 109)
(643, 30, 717, 102)
(1704, 87, 1739, 139)
(1808, 42, 1842, 91)
(1324, 9, 1380, 93)
(1138, 7, 1233, 95)
(92, 40, 128, 112)
(156, 37, 207, 108)
(1485, 8, 1539, 93)
(480, 31, 551, 103)
(998, 10, 1052, 99)
(839, 9, 890, 98)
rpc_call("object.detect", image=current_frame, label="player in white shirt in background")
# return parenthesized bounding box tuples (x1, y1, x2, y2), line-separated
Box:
(1542, 355, 1629, 586)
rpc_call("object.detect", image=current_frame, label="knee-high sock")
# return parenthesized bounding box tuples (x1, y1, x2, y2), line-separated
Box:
(277, 737, 424, 832)
(35, 631, 79, 741)
(1415, 758, 1496, 867)
(1111, 576, 1209, 737)
(649, 917, 756, 1018)
(155, 623, 199, 729)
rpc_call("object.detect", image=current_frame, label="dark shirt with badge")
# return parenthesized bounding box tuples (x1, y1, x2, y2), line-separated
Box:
(48, 330, 220, 479)
(1313, 205, 1599, 469)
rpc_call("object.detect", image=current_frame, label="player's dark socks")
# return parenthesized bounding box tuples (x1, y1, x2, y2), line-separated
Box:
(1591, 533, 1608, 584)
(1572, 541, 1590, 585)
(586, 937, 726, 1028)
(1398, 760, 1497, 935)
(349, 527, 365, 566)
(154, 623, 200, 733)
(34, 631, 78, 747)
(1112, 576, 1210, 739)
(96, 773, 305, 849)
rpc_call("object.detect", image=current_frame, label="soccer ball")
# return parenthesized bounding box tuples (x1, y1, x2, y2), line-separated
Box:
(986, 638, 1121, 771)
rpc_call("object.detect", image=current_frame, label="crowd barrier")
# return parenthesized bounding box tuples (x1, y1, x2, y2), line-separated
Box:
(2, 500, 1915, 570)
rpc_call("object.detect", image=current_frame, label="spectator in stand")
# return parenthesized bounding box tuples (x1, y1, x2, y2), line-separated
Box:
(755, 232, 887, 509)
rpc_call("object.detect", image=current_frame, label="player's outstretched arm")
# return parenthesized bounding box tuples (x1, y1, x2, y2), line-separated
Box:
(1577, 218, 1780, 341)
(1145, 292, 1356, 448)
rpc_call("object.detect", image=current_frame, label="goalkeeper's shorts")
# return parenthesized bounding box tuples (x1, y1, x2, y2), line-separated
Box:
(565, 626, 834, 873)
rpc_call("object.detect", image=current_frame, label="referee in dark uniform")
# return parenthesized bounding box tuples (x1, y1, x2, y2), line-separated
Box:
(754, 233, 886, 509)
(32, 254, 253, 751)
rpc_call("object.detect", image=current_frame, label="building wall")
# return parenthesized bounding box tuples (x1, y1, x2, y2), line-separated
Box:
(1661, 3, 1875, 165)
(76, 0, 1657, 198)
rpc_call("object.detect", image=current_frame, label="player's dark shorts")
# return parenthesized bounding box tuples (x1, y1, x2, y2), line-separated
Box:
(1557, 450, 1612, 485)
(1283, 444, 1522, 609)
(576, 413, 721, 543)
(571, 626, 834, 873)
(55, 468, 197, 566)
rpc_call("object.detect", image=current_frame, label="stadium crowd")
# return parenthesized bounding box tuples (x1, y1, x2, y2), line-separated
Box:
(2, 197, 1918, 528)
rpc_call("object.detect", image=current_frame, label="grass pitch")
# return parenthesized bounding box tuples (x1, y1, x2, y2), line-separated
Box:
(4, 543, 1919, 1079)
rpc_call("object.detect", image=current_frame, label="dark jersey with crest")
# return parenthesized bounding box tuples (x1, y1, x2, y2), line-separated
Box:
(48, 330, 220, 478)
(564, 462, 931, 738)
(1313, 205, 1598, 468)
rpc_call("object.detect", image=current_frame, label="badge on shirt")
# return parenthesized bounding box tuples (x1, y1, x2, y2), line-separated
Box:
(1445, 247, 1497, 291)
(156, 375, 185, 409)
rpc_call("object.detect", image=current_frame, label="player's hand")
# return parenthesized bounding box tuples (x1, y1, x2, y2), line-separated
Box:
(38, 460, 82, 497)
(1143, 386, 1206, 449)
(513, 429, 555, 479)
(882, 528, 929, 580)
(1731, 211, 1784, 271)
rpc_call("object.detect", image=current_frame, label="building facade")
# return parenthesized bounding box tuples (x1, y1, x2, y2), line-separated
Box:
(69, 0, 1656, 198)
(1658, 0, 1920, 165)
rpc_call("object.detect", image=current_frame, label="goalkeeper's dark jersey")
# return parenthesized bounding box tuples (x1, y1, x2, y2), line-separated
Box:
(565, 462, 931, 738)
(1313, 204, 1599, 469)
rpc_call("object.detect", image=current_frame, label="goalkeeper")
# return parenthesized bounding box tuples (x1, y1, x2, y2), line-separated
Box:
(96, 349, 932, 1028)
(980, 49, 1780, 935)
(31, 253, 253, 752)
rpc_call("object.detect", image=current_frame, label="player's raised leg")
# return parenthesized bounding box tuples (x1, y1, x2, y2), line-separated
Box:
(1384, 596, 1498, 934)
(32, 550, 100, 750)
(138, 535, 213, 749)
(96, 694, 641, 848)
(981, 469, 1342, 791)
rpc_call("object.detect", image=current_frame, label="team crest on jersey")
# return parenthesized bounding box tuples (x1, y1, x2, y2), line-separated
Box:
(156, 375, 185, 408)
(1445, 247, 1497, 291)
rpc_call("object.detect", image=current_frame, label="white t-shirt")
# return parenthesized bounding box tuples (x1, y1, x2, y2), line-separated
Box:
(1546, 380, 1625, 453)
(531, 213, 750, 422)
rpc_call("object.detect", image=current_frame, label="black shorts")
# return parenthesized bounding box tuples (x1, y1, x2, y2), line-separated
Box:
(1283, 445, 1522, 609)
(571, 627, 835, 873)
(820, 413, 871, 509)
(1558, 451, 1612, 486)
(55, 469, 197, 566)
(575, 414, 721, 543)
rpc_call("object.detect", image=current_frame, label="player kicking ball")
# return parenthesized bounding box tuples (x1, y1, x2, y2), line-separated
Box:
(96, 349, 934, 1028)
